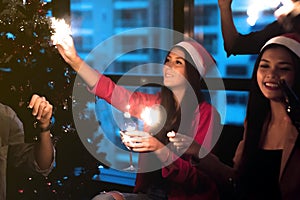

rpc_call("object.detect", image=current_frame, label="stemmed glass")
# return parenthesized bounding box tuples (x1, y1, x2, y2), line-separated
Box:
(120, 111, 138, 171)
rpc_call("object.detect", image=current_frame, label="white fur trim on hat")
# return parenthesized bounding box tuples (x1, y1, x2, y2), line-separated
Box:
(261, 36, 300, 58)
(174, 41, 215, 77)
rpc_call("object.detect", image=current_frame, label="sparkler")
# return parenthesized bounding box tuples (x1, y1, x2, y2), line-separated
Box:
(124, 104, 131, 119)
(140, 104, 167, 135)
(50, 18, 72, 45)
(140, 106, 161, 127)
(275, 0, 295, 18)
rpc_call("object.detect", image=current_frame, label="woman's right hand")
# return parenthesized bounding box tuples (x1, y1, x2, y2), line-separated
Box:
(53, 33, 99, 87)
(52, 35, 82, 70)
(275, 1, 300, 31)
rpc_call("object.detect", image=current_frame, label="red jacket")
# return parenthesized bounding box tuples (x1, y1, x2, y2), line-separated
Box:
(92, 74, 220, 200)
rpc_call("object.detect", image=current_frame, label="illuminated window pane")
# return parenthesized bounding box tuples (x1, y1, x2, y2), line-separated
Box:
(70, 0, 172, 186)
(194, 0, 277, 125)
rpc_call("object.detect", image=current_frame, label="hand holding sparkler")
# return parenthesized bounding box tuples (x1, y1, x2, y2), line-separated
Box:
(50, 18, 79, 65)
(275, 0, 300, 32)
(168, 131, 208, 158)
(168, 131, 192, 153)
(50, 18, 86, 74)
(278, 79, 300, 132)
(50, 18, 72, 46)
(51, 17, 106, 91)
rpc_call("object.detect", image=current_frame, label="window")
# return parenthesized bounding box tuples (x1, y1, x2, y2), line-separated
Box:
(193, 0, 277, 125)
(65, 0, 279, 187)
(70, 0, 173, 186)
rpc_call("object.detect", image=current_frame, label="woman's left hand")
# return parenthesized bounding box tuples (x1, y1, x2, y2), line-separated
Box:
(28, 94, 53, 131)
(168, 132, 201, 157)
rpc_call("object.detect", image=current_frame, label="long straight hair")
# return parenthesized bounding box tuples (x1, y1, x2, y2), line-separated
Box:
(154, 46, 206, 144)
(237, 44, 300, 191)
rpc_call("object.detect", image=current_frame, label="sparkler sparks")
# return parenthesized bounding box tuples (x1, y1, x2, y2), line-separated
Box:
(50, 18, 72, 45)
(275, 0, 295, 18)
(140, 106, 160, 127)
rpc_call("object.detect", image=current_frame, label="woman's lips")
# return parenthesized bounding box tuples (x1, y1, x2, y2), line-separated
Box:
(264, 82, 280, 90)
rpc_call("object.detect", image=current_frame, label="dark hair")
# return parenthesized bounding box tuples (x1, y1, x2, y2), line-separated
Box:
(154, 46, 205, 144)
(237, 43, 300, 192)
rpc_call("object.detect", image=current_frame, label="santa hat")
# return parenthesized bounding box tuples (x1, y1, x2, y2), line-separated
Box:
(261, 33, 300, 58)
(174, 41, 216, 77)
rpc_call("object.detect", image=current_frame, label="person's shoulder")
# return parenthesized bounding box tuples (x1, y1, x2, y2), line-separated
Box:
(154, 91, 162, 102)
(198, 101, 215, 110)
(198, 101, 220, 116)
(0, 102, 16, 116)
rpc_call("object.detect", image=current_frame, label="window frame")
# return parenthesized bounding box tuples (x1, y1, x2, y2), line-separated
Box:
(51, 0, 251, 188)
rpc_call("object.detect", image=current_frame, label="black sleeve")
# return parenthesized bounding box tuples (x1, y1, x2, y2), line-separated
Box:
(226, 21, 286, 57)
(196, 153, 237, 199)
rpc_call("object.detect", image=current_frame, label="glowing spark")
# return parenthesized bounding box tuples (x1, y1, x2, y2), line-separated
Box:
(246, 0, 284, 26)
(124, 104, 131, 118)
(50, 18, 72, 45)
(140, 106, 160, 127)
(275, 0, 295, 18)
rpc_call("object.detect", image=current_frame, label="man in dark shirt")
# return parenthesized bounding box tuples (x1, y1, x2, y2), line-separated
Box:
(218, 0, 300, 57)
(0, 94, 55, 199)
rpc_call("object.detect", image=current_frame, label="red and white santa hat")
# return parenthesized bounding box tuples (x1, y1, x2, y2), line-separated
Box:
(261, 33, 300, 58)
(174, 41, 216, 77)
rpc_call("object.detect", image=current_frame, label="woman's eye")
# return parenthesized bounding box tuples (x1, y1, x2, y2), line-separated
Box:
(280, 66, 292, 71)
(259, 64, 269, 68)
(176, 60, 182, 65)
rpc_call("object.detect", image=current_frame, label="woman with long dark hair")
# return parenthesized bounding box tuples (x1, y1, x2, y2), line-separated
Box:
(54, 36, 221, 199)
(169, 33, 300, 200)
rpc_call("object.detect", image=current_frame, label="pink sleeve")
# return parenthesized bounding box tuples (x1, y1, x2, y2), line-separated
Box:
(162, 103, 220, 189)
(195, 102, 220, 151)
(90, 73, 160, 119)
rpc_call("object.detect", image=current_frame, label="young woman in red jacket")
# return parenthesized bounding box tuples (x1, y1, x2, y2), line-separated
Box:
(54, 35, 221, 200)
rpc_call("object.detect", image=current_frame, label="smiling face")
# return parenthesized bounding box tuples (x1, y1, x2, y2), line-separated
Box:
(163, 47, 187, 90)
(257, 46, 296, 101)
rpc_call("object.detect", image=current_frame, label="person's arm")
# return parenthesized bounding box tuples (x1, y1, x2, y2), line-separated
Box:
(218, 0, 286, 56)
(168, 132, 237, 198)
(276, 1, 300, 33)
(54, 35, 99, 88)
(7, 95, 54, 176)
(218, 0, 239, 55)
(28, 94, 54, 171)
(54, 35, 160, 117)
(159, 103, 220, 187)
(169, 123, 248, 199)
(125, 131, 214, 193)
(167, 104, 239, 197)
